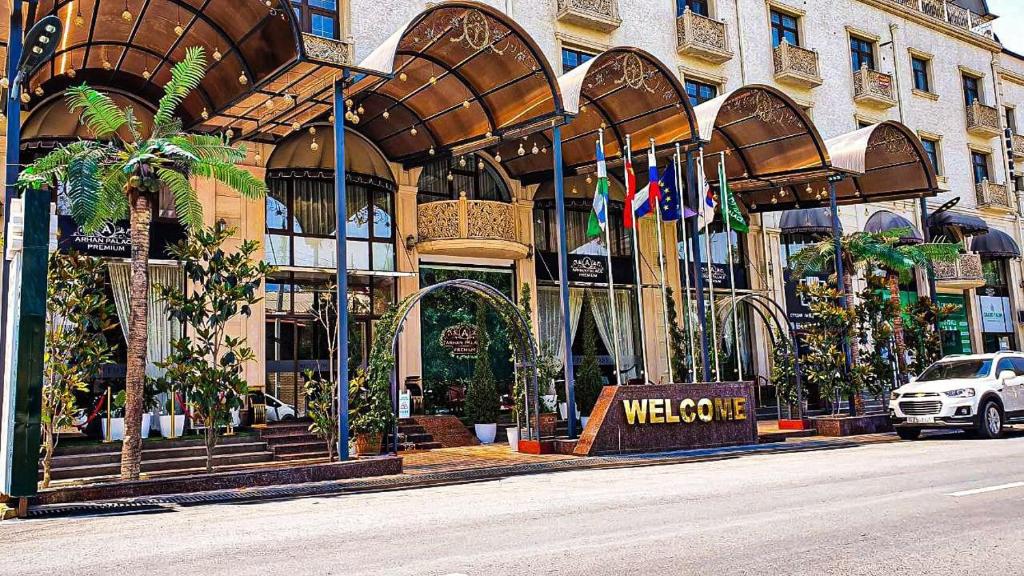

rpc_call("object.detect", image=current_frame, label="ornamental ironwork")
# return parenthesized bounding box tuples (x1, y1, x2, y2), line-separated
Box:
(976, 180, 1013, 211)
(302, 33, 352, 65)
(556, 0, 622, 32)
(853, 66, 896, 108)
(720, 89, 802, 130)
(772, 41, 821, 87)
(966, 100, 1001, 137)
(676, 9, 732, 64)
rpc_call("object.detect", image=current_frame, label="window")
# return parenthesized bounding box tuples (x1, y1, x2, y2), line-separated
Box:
(921, 138, 941, 175)
(417, 154, 511, 204)
(291, 0, 338, 39)
(971, 151, 990, 184)
(561, 47, 596, 73)
(850, 36, 875, 71)
(963, 74, 981, 106)
(770, 11, 799, 47)
(685, 79, 718, 106)
(911, 56, 930, 92)
(677, 0, 709, 16)
(533, 198, 633, 257)
(1006, 107, 1017, 134)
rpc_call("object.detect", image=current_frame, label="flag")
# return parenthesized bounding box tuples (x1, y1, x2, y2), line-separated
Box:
(657, 161, 696, 221)
(647, 151, 661, 212)
(587, 141, 609, 237)
(633, 181, 652, 220)
(718, 157, 749, 234)
(697, 156, 716, 231)
(623, 157, 637, 230)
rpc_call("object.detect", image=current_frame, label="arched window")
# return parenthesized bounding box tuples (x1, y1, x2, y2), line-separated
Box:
(417, 153, 511, 204)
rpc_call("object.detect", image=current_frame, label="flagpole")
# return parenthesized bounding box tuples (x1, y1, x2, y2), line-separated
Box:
(675, 143, 697, 382)
(598, 129, 624, 385)
(719, 152, 743, 382)
(651, 139, 674, 385)
(699, 149, 721, 380)
(626, 135, 650, 384)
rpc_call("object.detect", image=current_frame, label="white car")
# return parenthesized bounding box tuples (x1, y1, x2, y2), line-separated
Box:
(251, 391, 297, 422)
(890, 352, 1024, 440)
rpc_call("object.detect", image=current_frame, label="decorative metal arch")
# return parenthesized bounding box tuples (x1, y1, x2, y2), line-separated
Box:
(383, 279, 541, 454)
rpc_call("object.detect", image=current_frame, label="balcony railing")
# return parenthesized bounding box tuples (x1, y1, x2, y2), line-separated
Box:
(416, 194, 528, 259)
(976, 180, 1014, 211)
(966, 100, 1001, 138)
(556, 0, 621, 32)
(773, 40, 822, 88)
(853, 65, 896, 109)
(301, 33, 352, 66)
(676, 8, 733, 64)
(1012, 133, 1024, 158)
(889, 0, 994, 38)
(932, 252, 985, 289)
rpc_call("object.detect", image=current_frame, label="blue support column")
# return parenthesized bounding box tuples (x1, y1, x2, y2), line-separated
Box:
(334, 78, 350, 460)
(828, 176, 856, 416)
(0, 0, 25, 431)
(552, 125, 577, 439)
(686, 149, 712, 382)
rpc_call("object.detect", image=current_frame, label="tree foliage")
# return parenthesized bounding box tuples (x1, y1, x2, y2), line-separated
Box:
(798, 282, 866, 415)
(465, 303, 499, 425)
(574, 299, 604, 416)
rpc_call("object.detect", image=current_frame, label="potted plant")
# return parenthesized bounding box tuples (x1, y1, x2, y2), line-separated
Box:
(358, 304, 400, 456)
(465, 304, 499, 443)
(575, 310, 603, 430)
(101, 390, 136, 442)
(159, 395, 186, 438)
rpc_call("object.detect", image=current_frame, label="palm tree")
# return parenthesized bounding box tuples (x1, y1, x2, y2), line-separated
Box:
(18, 47, 267, 480)
(791, 227, 959, 381)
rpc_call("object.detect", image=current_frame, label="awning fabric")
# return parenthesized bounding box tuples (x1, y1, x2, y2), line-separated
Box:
(971, 229, 1021, 259)
(864, 210, 923, 244)
(266, 125, 395, 185)
(928, 210, 989, 237)
(779, 208, 839, 235)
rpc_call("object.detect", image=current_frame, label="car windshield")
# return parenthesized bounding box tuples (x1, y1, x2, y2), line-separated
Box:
(917, 359, 993, 382)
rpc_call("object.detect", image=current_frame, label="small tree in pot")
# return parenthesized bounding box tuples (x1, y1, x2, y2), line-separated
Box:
(574, 305, 603, 429)
(156, 222, 270, 472)
(465, 303, 499, 443)
(358, 304, 401, 455)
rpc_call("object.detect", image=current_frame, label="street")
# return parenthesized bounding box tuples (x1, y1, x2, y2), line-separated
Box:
(4, 432, 1024, 576)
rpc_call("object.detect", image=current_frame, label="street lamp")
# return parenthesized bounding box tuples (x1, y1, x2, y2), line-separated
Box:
(7, 16, 63, 101)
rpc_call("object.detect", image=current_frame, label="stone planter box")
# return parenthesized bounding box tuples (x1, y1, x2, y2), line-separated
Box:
(810, 414, 892, 437)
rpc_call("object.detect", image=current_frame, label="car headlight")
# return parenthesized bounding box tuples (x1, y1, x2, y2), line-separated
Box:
(890, 391, 901, 400)
(944, 388, 976, 398)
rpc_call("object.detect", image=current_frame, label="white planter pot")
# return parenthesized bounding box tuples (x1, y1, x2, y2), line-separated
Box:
(140, 413, 152, 439)
(101, 418, 125, 441)
(474, 423, 497, 444)
(542, 394, 557, 413)
(506, 427, 520, 451)
(580, 416, 590, 430)
(159, 415, 185, 438)
(558, 402, 567, 420)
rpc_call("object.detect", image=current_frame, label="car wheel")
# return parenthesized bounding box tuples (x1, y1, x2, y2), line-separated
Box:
(281, 414, 296, 421)
(977, 400, 1003, 439)
(896, 428, 921, 440)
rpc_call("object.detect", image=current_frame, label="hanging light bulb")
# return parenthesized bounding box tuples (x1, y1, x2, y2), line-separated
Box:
(351, 115, 359, 125)
(142, 68, 151, 80)
(518, 143, 525, 156)
(532, 143, 539, 155)
(264, 99, 275, 110)
(213, 48, 223, 62)
(309, 126, 317, 136)
(345, 99, 354, 108)
(429, 146, 435, 156)
(485, 132, 492, 138)
(399, 72, 407, 82)
(477, 160, 484, 170)
(751, 203, 758, 210)
(121, 9, 133, 22)
(201, 108, 209, 120)
(357, 105, 364, 115)
(382, 110, 390, 120)
(410, 127, 417, 136)
(0, 77, 9, 89)
(310, 138, 319, 152)
(66, 68, 76, 79)
(429, 75, 437, 85)
(284, 94, 295, 107)
(174, 23, 184, 36)
(254, 152, 262, 164)
(541, 146, 547, 154)
(329, 115, 335, 124)
(20, 91, 30, 103)
(225, 128, 235, 139)
(495, 153, 502, 163)
(779, 187, 787, 197)
(292, 122, 301, 131)
(345, 110, 354, 122)
(459, 156, 467, 168)
(447, 172, 454, 182)
(462, 100, 470, 109)
(102, 59, 113, 70)
(586, 175, 593, 184)
(238, 72, 248, 85)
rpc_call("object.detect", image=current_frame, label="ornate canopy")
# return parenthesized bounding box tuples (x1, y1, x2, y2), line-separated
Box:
(266, 125, 395, 187)
(779, 208, 839, 235)
(21, 91, 155, 150)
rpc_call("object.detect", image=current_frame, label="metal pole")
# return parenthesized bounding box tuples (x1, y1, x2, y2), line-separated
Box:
(0, 0, 25, 430)
(552, 125, 577, 439)
(828, 176, 856, 416)
(675, 144, 696, 382)
(334, 78, 350, 460)
(720, 152, 743, 381)
(699, 150, 721, 380)
(686, 148, 712, 382)
(652, 139, 673, 384)
(626, 136, 649, 383)
(919, 197, 941, 334)
(599, 130, 623, 385)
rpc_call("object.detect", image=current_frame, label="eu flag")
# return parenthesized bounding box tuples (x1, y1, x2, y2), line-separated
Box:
(658, 162, 682, 221)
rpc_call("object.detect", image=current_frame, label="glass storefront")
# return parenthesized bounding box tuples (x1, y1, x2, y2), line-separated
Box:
(979, 257, 1016, 353)
(936, 293, 972, 356)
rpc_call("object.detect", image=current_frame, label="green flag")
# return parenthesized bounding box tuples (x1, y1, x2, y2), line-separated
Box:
(718, 158, 748, 234)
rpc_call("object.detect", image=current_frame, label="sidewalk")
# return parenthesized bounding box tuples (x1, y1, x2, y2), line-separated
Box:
(18, 431, 909, 519)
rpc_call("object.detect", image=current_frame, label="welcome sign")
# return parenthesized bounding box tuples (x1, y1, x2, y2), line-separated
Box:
(574, 383, 758, 455)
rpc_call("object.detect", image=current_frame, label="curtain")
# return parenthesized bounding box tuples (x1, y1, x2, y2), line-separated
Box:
(538, 287, 583, 368)
(108, 263, 183, 379)
(589, 289, 638, 381)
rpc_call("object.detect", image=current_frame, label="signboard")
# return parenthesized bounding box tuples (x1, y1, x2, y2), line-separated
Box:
(685, 261, 749, 290)
(783, 269, 827, 329)
(573, 382, 757, 456)
(979, 295, 1013, 333)
(535, 252, 636, 285)
(398, 392, 411, 419)
(439, 323, 478, 357)
(568, 254, 606, 282)
(58, 216, 185, 259)
(936, 294, 972, 355)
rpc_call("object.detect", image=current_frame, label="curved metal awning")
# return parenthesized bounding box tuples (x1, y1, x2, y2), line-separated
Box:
(971, 229, 1021, 259)
(266, 125, 395, 187)
(929, 210, 989, 237)
(864, 209, 923, 245)
(21, 91, 155, 149)
(494, 47, 696, 183)
(779, 208, 839, 235)
(696, 85, 830, 207)
(533, 172, 628, 203)
(325, 1, 564, 168)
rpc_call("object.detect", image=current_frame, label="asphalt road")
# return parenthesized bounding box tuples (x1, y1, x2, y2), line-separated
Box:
(4, 432, 1024, 576)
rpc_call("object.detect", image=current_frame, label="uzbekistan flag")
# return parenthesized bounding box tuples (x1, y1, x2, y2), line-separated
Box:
(623, 157, 637, 230)
(587, 140, 610, 237)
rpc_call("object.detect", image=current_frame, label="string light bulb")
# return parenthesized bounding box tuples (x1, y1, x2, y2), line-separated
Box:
(238, 72, 248, 85)
(447, 172, 454, 182)
(357, 105, 364, 115)
(225, 128, 235, 139)
(174, 23, 184, 36)
(532, 143, 539, 155)
(429, 146, 435, 156)
(201, 108, 209, 120)
(142, 68, 151, 80)
(518, 143, 525, 156)
(410, 127, 417, 136)
(399, 72, 407, 82)
(213, 48, 223, 62)
(459, 156, 467, 168)
(121, 9, 133, 22)
(382, 110, 390, 120)
(495, 153, 502, 163)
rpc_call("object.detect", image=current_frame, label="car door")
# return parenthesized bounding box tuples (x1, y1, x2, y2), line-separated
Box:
(1007, 357, 1024, 414)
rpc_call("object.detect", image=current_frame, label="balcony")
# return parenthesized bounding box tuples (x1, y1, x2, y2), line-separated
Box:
(932, 252, 985, 290)
(975, 180, 1014, 211)
(301, 33, 352, 66)
(965, 100, 1001, 138)
(416, 194, 529, 260)
(556, 0, 621, 32)
(773, 41, 822, 88)
(890, 0, 995, 39)
(676, 9, 733, 64)
(852, 66, 896, 109)
(1013, 133, 1024, 158)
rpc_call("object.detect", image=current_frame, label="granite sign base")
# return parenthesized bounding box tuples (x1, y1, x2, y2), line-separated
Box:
(574, 382, 758, 456)
(809, 414, 893, 437)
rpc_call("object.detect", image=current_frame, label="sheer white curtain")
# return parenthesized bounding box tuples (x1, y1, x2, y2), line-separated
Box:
(538, 286, 583, 368)
(588, 289, 638, 381)
(108, 263, 183, 378)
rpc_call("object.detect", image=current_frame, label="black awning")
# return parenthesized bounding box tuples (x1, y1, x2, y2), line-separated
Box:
(779, 208, 839, 235)
(971, 229, 1021, 259)
(928, 210, 989, 237)
(864, 209, 922, 244)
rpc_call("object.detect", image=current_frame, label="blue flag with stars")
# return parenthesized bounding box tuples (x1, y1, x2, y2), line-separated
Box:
(658, 162, 682, 221)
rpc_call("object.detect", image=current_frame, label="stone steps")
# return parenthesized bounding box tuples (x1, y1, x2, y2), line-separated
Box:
(41, 449, 273, 482)
(45, 441, 269, 468)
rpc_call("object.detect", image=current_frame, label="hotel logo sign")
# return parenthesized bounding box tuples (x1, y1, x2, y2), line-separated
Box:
(440, 323, 478, 357)
(568, 255, 607, 282)
(622, 396, 747, 425)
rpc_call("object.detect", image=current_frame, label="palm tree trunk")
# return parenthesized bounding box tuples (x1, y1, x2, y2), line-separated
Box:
(120, 192, 152, 480)
(888, 273, 908, 375)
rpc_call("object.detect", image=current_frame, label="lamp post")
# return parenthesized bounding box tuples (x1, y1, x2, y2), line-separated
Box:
(827, 173, 856, 417)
